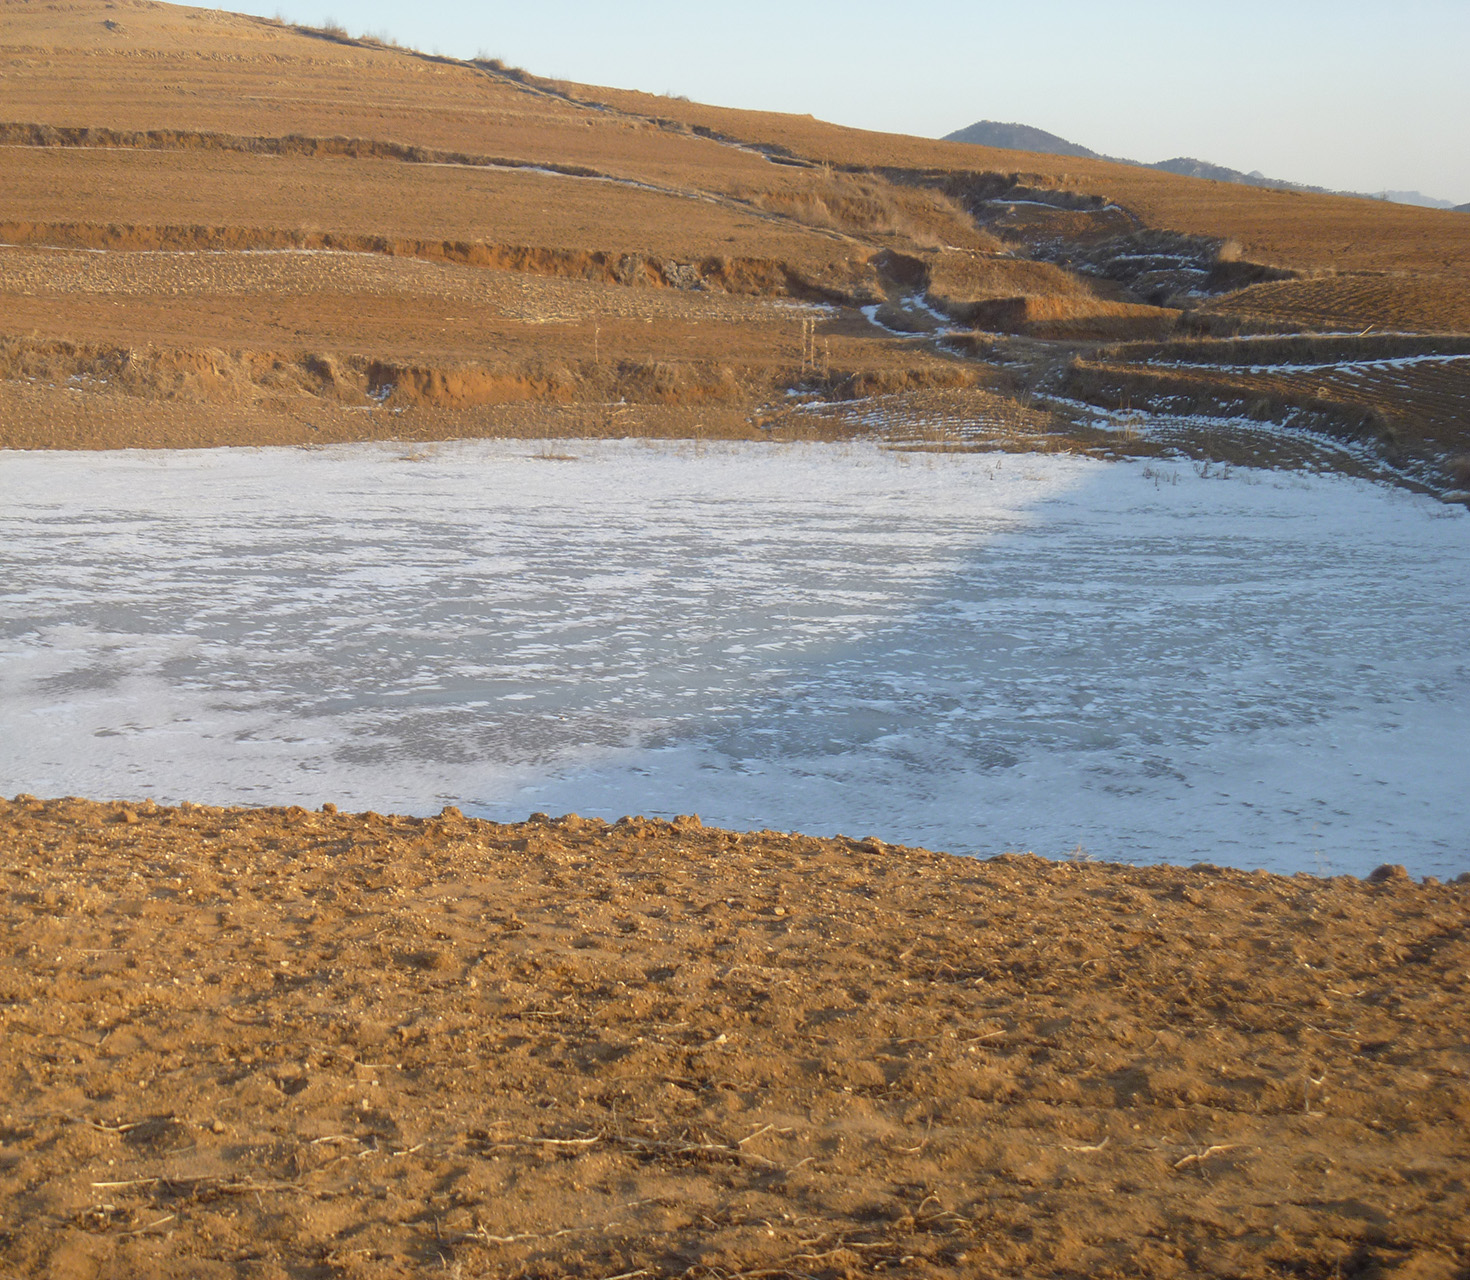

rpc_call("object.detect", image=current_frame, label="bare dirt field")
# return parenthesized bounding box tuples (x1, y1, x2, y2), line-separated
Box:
(2, 797, 1467, 1280)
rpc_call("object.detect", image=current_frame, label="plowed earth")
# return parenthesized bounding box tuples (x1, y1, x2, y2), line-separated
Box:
(2, 797, 1468, 1280)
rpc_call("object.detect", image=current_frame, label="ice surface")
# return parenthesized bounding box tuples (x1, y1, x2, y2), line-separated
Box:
(2, 439, 1467, 879)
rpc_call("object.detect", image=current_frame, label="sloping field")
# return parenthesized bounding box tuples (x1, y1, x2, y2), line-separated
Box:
(1064, 353, 1470, 469)
(0, 147, 865, 270)
(585, 84, 1470, 278)
(3, 0, 1469, 485)
(1198, 274, 1470, 336)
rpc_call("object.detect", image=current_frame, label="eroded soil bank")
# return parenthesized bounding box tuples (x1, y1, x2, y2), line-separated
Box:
(1, 796, 1466, 1279)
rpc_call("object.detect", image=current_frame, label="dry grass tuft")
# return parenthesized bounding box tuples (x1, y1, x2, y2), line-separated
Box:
(473, 55, 532, 82)
(744, 176, 991, 250)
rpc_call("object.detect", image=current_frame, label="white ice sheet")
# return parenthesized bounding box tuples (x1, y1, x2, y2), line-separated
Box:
(2, 439, 1466, 879)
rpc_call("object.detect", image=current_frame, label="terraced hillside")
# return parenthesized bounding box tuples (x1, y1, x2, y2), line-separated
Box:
(1, 0, 1468, 493)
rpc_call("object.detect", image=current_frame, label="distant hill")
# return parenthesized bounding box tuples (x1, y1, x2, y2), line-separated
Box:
(942, 120, 1101, 160)
(945, 120, 1455, 210)
(1457, 203, 1470, 214)
(1147, 156, 1339, 197)
(1376, 190, 1458, 210)
(1149, 156, 1256, 184)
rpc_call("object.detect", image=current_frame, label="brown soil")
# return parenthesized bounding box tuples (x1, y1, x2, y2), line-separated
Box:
(2, 796, 1467, 1280)
(1196, 275, 1470, 337)
(4, 0, 1470, 484)
(582, 85, 1470, 279)
(0, 371, 1074, 453)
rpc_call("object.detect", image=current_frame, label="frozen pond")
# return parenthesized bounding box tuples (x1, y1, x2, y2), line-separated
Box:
(2, 440, 1467, 879)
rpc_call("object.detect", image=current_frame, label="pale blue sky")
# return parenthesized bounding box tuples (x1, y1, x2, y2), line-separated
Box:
(237, 1, 1470, 204)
